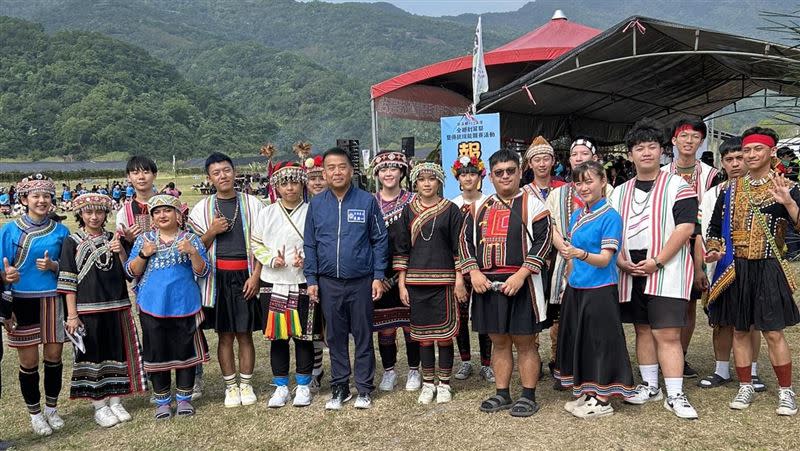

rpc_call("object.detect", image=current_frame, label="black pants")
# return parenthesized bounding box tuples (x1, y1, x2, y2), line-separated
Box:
(270, 339, 314, 377)
(149, 368, 195, 402)
(319, 275, 375, 395)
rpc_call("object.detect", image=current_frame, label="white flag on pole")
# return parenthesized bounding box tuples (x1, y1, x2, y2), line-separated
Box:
(472, 16, 489, 111)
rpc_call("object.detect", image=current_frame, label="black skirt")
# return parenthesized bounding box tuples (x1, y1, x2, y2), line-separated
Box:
(70, 308, 147, 400)
(372, 281, 411, 331)
(406, 284, 458, 341)
(201, 268, 265, 333)
(555, 285, 636, 398)
(139, 312, 209, 373)
(472, 273, 544, 335)
(709, 258, 800, 331)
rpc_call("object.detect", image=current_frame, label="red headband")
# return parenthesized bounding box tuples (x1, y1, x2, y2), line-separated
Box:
(673, 124, 704, 138)
(742, 134, 776, 148)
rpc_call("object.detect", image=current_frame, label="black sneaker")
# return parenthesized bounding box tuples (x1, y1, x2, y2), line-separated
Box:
(548, 361, 556, 377)
(325, 384, 352, 410)
(683, 361, 698, 379)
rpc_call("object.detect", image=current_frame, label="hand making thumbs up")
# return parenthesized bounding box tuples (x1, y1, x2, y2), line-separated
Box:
(35, 250, 56, 272)
(140, 236, 157, 258)
(2, 257, 19, 283)
(177, 236, 197, 256)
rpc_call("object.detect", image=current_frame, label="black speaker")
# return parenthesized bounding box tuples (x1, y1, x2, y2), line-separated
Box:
(401, 137, 415, 158)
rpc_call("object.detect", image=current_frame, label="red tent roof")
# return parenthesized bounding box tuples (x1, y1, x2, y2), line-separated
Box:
(370, 16, 600, 100)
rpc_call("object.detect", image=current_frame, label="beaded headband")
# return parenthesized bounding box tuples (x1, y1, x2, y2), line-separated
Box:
(72, 193, 113, 213)
(17, 173, 56, 196)
(271, 161, 308, 186)
(411, 162, 445, 184)
(372, 151, 409, 177)
(570, 138, 596, 155)
(148, 194, 182, 213)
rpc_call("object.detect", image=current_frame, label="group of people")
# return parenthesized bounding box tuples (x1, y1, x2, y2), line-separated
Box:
(0, 117, 799, 440)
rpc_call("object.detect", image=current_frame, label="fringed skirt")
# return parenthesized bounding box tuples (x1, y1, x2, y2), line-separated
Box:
(709, 258, 800, 331)
(70, 307, 147, 400)
(139, 311, 209, 373)
(555, 285, 636, 398)
(259, 281, 323, 341)
(406, 285, 458, 341)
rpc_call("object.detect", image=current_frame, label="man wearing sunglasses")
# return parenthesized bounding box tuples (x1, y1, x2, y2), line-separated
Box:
(459, 149, 552, 417)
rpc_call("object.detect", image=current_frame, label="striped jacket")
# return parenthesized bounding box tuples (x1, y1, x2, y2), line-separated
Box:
(610, 171, 696, 303)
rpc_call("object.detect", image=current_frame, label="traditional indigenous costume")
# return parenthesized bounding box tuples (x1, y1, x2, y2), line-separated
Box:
(125, 194, 210, 412)
(0, 174, 69, 421)
(115, 191, 152, 252)
(450, 156, 493, 376)
(554, 197, 636, 401)
(521, 136, 567, 203)
(393, 163, 463, 393)
(459, 188, 552, 335)
(187, 186, 265, 333)
(370, 150, 420, 385)
(610, 171, 697, 319)
(706, 172, 800, 331)
(253, 162, 323, 399)
(58, 194, 146, 401)
(303, 154, 327, 386)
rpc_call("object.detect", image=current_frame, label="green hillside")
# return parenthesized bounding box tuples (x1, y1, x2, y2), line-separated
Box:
(0, 16, 273, 161)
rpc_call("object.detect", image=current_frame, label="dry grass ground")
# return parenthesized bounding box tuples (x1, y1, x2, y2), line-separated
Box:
(0, 175, 799, 450)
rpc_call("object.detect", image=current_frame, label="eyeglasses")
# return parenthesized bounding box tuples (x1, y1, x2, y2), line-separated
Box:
(492, 167, 518, 177)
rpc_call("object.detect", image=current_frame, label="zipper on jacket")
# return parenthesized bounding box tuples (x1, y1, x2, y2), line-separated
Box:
(336, 199, 342, 278)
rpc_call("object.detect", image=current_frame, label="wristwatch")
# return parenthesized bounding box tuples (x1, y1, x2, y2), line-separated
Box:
(653, 257, 664, 270)
(138, 250, 151, 260)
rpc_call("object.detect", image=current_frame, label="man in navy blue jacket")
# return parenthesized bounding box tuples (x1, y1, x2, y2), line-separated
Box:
(304, 147, 388, 410)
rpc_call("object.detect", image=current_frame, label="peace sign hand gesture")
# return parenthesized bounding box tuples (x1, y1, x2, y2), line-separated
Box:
(292, 247, 304, 268)
(273, 247, 287, 268)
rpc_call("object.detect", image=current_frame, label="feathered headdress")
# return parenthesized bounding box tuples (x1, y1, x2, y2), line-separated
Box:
(293, 141, 312, 161)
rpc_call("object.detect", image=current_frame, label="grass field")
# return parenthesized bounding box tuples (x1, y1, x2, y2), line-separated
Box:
(1, 175, 799, 450)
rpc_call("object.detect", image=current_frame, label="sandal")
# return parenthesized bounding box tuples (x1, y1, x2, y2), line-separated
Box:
(154, 404, 173, 420)
(509, 397, 540, 418)
(752, 375, 767, 393)
(176, 400, 195, 417)
(697, 373, 731, 388)
(479, 394, 513, 413)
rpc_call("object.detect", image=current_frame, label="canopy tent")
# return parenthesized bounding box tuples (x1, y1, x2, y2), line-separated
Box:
(476, 16, 800, 144)
(369, 11, 600, 149)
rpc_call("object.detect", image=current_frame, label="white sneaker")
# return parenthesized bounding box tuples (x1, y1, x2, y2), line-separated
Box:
(268, 385, 291, 408)
(664, 393, 699, 419)
(454, 362, 473, 380)
(729, 384, 755, 410)
(324, 386, 351, 411)
(564, 394, 590, 413)
(354, 393, 372, 409)
(109, 403, 132, 422)
(239, 384, 257, 406)
(624, 383, 663, 405)
(777, 388, 798, 416)
(224, 385, 242, 408)
(418, 383, 436, 404)
(44, 409, 65, 430)
(94, 406, 120, 428)
(405, 369, 422, 391)
(436, 384, 452, 403)
(571, 396, 614, 419)
(379, 370, 398, 391)
(30, 413, 53, 436)
(293, 385, 313, 407)
(191, 377, 204, 401)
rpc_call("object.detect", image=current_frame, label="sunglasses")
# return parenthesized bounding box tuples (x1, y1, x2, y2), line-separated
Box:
(492, 167, 518, 177)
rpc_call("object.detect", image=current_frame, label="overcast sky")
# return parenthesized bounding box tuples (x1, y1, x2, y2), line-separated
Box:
(305, 0, 530, 16)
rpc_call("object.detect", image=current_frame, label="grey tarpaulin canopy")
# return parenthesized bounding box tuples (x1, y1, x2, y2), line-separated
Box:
(476, 15, 800, 144)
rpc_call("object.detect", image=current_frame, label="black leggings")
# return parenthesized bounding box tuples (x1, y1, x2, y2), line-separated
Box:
(457, 301, 492, 366)
(150, 368, 195, 403)
(270, 339, 314, 377)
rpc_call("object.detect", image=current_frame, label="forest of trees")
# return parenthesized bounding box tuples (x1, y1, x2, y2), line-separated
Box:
(0, 0, 793, 161)
(0, 17, 274, 161)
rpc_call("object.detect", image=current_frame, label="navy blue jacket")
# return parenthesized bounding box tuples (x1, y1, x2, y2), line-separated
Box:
(304, 186, 388, 285)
